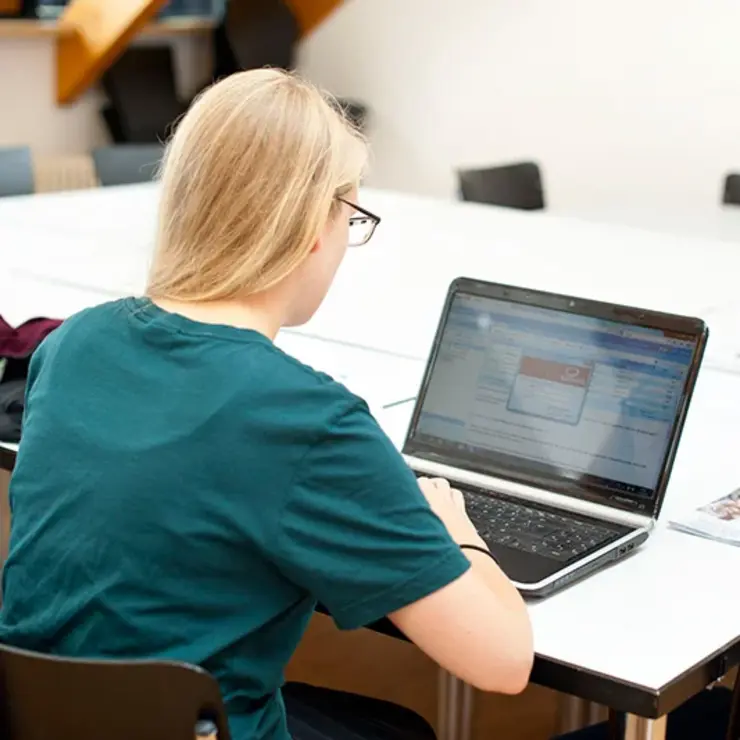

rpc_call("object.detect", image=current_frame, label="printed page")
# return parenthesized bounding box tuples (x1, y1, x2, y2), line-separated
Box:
(670, 488, 740, 546)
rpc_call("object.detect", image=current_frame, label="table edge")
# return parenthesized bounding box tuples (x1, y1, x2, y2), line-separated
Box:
(532, 635, 740, 718)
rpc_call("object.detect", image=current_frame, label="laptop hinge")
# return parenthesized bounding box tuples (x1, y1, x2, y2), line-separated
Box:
(404, 455, 654, 531)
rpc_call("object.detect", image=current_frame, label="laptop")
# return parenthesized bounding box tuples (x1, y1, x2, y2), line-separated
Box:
(402, 278, 708, 597)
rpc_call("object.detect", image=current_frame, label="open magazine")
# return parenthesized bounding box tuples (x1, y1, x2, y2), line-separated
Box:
(669, 489, 740, 546)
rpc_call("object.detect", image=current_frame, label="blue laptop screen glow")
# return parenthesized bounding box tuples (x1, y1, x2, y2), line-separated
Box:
(413, 294, 697, 498)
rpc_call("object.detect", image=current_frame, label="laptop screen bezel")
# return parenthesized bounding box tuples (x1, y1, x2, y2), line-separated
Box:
(402, 277, 708, 518)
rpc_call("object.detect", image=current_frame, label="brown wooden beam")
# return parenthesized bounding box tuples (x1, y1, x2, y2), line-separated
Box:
(0, 0, 21, 14)
(285, 0, 343, 34)
(56, 0, 170, 105)
(53, 0, 345, 106)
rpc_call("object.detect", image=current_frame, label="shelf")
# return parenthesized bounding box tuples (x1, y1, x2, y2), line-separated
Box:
(0, 16, 214, 40)
(0, 19, 69, 38)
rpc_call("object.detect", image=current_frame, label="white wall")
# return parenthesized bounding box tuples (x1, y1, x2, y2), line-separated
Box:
(299, 0, 740, 211)
(0, 34, 211, 155)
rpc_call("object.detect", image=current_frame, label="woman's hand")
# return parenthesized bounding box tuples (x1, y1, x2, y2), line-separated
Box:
(417, 477, 486, 546)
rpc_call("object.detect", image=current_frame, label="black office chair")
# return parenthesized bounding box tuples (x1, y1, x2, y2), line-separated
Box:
(92, 144, 164, 187)
(211, 0, 299, 79)
(722, 173, 740, 207)
(0, 147, 34, 198)
(101, 47, 188, 144)
(337, 98, 369, 132)
(100, 104, 127, 144)
(457, 161, 545, 211)
(0, 642, 230, 740)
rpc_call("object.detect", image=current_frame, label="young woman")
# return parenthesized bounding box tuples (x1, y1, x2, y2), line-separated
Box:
(0, 70, 533, 740)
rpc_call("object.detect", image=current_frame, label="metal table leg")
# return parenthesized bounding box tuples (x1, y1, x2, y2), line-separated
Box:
(437, 669, 461, 740)
(436, 670, 475, 740)
(459, 682, 475, 740)
(623, 714, 667, 740)
(557, 695, 604, 733)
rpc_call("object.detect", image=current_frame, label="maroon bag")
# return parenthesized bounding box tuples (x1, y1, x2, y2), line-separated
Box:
(0, 315, 62, 442)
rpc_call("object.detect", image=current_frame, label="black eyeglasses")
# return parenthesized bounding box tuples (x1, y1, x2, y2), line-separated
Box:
(337, 197, 381, 247)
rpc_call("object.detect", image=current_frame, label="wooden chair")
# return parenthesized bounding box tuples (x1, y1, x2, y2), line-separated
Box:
(722, 173, 740, 207)
(458, 161, 546, 211)
(0, 642, 230, 740)
(32, 155, 98, 193)
(0, 147, 34, 198)
(92, 144, 164, 186)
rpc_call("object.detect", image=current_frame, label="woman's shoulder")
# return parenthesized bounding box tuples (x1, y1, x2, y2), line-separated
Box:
(253, 341, 371, 422)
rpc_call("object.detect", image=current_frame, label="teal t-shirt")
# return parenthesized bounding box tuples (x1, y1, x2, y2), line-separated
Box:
(0, 298, 469, 740)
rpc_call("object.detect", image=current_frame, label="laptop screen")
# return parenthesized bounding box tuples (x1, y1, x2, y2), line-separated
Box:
(405, 287, 703, 506)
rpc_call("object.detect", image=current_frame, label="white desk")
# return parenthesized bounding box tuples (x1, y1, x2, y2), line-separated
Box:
(2, 185, 740, 740)
(4, 184, 740, 364)
(557, 203, 740, 245)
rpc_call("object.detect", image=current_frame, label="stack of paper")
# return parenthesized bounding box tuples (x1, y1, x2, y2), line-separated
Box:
(669, 488, 740, 547)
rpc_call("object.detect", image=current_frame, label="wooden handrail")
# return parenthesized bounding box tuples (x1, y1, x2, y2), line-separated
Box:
(0, 0, 21, 14)
(52, 0, 344, 106)
(285, 0, 342, 34)
(56, 0, 169, 105)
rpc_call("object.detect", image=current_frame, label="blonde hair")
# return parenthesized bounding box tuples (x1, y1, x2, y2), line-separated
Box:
(147, 69, 368, 301)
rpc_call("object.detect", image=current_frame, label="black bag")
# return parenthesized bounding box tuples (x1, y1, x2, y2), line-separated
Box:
(0, 380, 25, 443)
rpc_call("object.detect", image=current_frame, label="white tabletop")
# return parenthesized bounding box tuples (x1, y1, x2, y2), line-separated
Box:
(557, 203, 740, 245)
(4, 184, 740, 364)
(2, 184, 740, 695)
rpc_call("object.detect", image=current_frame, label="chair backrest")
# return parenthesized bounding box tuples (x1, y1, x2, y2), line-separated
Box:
(722, 173, 740, 207)
(337, 98, 369, 132)
(0, 643, 230, 740)
(92, 144, 164, 187)
(0, 147, 34, 198)
(458, 161, 545, 211)
(102, 47, 186, 144)
(222, 0, 299, 72)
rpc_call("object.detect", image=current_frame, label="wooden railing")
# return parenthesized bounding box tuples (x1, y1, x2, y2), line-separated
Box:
(0, 0, 344, 105)
(0, 0, 20, 13)
(56, 0, 170, 104)
(286, 0, 342, 34)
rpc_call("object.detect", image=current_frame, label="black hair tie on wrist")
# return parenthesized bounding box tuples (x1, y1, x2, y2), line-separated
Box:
(460, 544, 497, 562)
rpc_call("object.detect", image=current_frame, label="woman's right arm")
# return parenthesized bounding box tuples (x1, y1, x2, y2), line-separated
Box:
(272, 402, 533, 696)
(388, 478, 533, 694)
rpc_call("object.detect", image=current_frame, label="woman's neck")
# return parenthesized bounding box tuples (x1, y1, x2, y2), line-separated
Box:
(150, 296, 283, 340)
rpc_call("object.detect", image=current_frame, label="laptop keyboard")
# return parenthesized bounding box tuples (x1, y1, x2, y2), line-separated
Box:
(462, 487, 619, 562)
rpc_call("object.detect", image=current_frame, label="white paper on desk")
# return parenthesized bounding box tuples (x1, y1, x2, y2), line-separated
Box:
(274, 332, 423, 414)
(669, 488, 740, 547)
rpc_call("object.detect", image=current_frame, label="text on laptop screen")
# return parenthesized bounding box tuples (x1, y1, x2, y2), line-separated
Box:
(412, 293, 697, 498)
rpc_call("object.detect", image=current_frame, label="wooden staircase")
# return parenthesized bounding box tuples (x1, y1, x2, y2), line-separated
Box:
(56, 0, 343, 105)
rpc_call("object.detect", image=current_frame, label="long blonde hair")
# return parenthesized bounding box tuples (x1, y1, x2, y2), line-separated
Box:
(147, 69, 368, 301)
